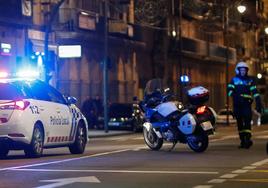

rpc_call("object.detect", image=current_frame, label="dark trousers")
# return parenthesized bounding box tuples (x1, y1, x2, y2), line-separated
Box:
(235, 113, 252, 146)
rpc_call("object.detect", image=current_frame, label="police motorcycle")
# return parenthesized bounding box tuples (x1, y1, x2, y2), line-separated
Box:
(140, 79, 217, 153)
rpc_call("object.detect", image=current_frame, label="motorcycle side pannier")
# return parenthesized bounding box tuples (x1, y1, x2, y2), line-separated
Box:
(187, 86, 209, 105)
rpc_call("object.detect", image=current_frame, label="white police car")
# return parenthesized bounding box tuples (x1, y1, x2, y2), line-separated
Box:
(0, 78, 88, 158)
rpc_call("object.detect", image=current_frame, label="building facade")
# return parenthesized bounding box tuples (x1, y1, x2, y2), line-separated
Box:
(0, 0, 266, 111)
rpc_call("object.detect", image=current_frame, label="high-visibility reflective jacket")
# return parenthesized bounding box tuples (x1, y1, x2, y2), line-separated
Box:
(228, 75, 261, 115)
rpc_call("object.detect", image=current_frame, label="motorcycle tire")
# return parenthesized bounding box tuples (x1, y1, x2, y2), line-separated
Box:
(187, 132, 209, 153)
(143, 127, 163, 150)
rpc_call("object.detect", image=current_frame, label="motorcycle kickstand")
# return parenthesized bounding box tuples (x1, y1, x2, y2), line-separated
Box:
(169, 141, 177, 152)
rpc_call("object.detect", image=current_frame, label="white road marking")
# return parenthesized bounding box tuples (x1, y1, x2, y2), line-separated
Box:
(203, 158, 268, 187)
(11, 168, 219, 175)
(251, 158, 268, 166)
(36, 176, 100, 188)
(132, 137, 144, 140)
(0, 149, 131, 171)
(220, 174, 238, 179)
(208, 179, 226, 183)
(193, 185, 213, 188)
(232, 169, 249, 174)
(132, 146, 147, 151)
(242, 166, 256, 170)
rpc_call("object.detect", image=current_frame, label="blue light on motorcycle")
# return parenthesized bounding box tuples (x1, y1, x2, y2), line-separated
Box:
(180, 75, 189, 83)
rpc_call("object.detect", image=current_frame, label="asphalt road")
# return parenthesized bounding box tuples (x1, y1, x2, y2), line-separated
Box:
(0, 125, 268, 188)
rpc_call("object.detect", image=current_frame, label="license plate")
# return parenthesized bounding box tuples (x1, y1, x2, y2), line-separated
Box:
(201, 121, 213, 131)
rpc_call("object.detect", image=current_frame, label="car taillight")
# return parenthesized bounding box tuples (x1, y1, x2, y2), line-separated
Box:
(0, 100, 30, 110)
(197, 106, 206, 114)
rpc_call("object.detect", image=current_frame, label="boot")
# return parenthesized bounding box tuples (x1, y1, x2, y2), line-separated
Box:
(244, 133, 253, 149)
(238, 133, 246, 149)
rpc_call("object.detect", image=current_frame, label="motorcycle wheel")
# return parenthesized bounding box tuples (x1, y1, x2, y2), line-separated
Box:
(187, 132, 209, 153)
(143, 127, 163, 150)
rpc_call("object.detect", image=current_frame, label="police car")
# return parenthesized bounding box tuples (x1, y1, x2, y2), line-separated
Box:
(0, 78, 88, 158)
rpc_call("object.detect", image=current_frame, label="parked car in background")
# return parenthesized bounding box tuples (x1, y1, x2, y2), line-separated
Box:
(216, 109, 236, 124)
(108, 103, 144, 132)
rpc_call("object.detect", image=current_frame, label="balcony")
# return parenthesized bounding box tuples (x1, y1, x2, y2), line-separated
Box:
(173, 37, 236, 64)
(55, 8, 135, 40)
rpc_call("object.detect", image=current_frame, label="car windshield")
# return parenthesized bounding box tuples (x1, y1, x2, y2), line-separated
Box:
(109, 104, 132, 118)
(0, 82, 25, 100)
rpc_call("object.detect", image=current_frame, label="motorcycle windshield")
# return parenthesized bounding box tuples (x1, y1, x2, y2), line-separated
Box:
(144, 78, 164, 95)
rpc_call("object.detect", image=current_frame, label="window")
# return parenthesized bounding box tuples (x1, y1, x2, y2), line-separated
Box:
(29, 81, 51, 101)
(0, 83, 25, 100)
(29, 81, 67, 105)
(46, 85, 67, 105)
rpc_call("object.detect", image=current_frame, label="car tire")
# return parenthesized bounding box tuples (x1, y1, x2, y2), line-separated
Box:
(69, 122, 87, 154)
(0, 144, 9, 159)
(24, 124, 44, 158)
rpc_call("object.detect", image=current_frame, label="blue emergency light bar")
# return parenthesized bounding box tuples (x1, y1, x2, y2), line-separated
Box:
(0, 69, 40, 79)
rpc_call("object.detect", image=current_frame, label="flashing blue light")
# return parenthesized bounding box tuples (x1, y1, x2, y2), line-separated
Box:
(31, 55, 36, 59)
(37, 55, 43, 67)
(180, 75, 189, 83)
(16, 69, 40, 79)
(35, 52, 40, 56)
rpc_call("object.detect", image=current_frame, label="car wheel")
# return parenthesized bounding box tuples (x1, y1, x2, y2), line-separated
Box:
(24, 125, 44, 158)
(69, 122, 87, 154)
(0, 144, 9, 159)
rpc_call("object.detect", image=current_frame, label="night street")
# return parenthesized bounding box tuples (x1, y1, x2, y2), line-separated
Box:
(0, 125, 268, 188)
(0, 0, 268, 188)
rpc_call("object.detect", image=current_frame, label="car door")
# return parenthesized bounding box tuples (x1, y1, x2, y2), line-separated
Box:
(45, 84, 72, 144)
(29, 81, 71, 145)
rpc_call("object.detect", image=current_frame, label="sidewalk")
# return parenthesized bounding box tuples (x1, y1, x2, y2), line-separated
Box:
(88, 129, 134, 138)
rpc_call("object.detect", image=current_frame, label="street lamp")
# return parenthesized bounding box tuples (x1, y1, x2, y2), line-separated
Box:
(172, 30, 177, 37)
(224, 3, 247, 126)
(257, 73, 262, 79)
(265, 27, 268, 35)
(237, 5, 246, 14)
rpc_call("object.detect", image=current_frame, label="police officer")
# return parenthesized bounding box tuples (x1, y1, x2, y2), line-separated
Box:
(228, 61, 263, 149)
